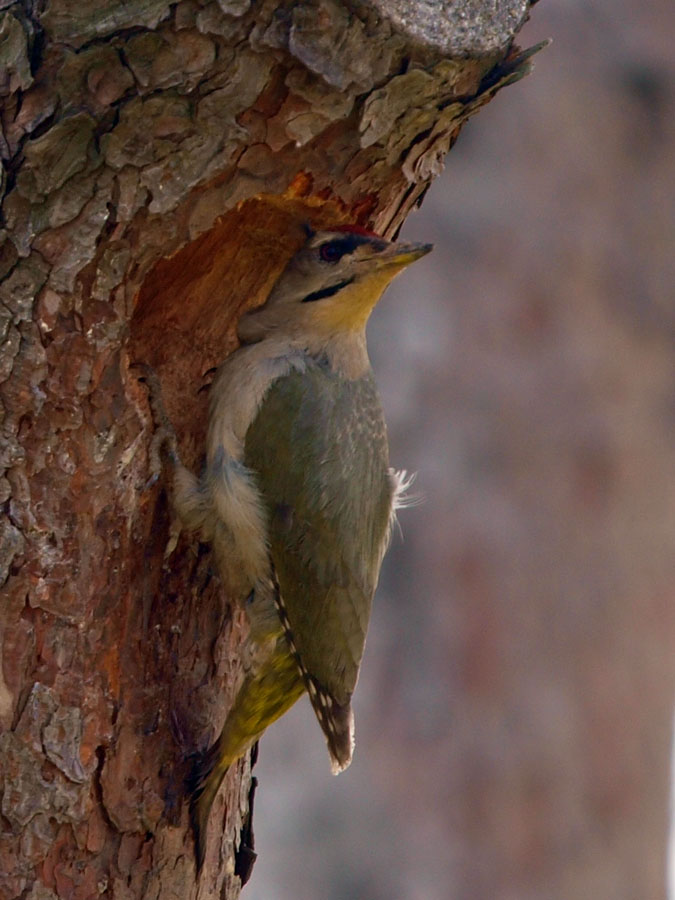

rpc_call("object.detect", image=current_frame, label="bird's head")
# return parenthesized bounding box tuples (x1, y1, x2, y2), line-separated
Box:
(237, 226, 432, 348)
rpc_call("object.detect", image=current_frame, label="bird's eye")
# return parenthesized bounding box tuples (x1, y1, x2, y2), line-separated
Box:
(319, 242, 343, 263)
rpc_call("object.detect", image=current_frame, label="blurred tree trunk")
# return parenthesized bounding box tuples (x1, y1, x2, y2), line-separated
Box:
(0, 0, 539, 896)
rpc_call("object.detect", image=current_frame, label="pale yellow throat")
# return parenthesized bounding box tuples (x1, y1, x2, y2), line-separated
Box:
(311, 263, 409, 334)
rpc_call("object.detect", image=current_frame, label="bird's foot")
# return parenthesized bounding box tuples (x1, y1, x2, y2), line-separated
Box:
(132, 362, 179, 489)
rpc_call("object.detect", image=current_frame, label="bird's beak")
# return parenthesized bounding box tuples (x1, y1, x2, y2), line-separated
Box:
(375, 240, 433, 268)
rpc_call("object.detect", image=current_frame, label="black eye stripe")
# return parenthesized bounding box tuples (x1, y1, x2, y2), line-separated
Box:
(318, 234, 367, 262)
(302, 277, 355, 303)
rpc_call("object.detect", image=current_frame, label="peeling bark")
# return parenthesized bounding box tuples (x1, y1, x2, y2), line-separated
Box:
(0, 1, 541, 896)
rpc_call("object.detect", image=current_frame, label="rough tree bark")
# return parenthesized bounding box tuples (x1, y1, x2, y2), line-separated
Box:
(0, 1, 542, 897)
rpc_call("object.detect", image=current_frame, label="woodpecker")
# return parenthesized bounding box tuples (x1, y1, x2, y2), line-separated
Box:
(141, 225, 432, 870)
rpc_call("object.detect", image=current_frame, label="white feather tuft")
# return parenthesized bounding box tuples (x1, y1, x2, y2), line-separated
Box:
(386, 469, 423, 545)
(390, 468, 423, 510)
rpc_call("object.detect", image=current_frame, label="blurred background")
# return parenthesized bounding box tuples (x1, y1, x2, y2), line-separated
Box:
(252, 2, 675, 898)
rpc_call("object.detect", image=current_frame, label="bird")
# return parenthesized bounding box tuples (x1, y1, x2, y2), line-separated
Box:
(140, 224, 432, 871)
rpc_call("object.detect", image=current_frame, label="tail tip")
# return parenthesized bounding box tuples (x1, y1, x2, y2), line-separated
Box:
(330, 752, 352, 775)
(189, 786, 210, 873)
(187, 748, 220, 874)
(327, 702, 355, 775)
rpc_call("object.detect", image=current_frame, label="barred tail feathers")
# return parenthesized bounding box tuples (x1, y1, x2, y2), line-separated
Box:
(269, 568, 355, 774)
(308, 682, 354, 775)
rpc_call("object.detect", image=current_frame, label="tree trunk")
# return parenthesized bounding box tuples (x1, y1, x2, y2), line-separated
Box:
(0, 1, 540, 896)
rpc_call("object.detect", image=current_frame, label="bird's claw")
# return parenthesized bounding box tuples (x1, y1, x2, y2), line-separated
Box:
(131, 362, 187, 558)
(142, 471, 159, 493)
(132, 362, 180, 485)
(132, 362, 175, 431)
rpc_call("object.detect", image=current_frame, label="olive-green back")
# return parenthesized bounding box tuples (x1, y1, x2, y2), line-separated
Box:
(244, 361, 393, 705)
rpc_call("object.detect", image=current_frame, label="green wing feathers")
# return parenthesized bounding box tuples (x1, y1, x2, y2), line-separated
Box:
(244, 364, 393, 759)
